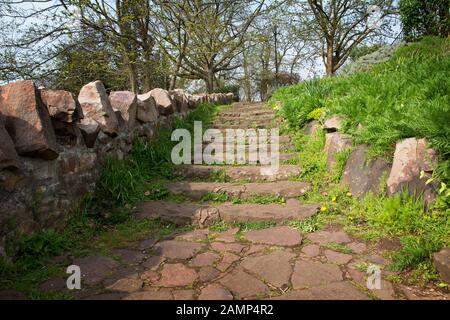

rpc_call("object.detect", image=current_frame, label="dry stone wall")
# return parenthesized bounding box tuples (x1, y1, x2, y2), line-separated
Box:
(0, 80, 235, 256)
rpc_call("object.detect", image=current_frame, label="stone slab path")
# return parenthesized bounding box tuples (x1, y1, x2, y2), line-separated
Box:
(48, 225, 427, 300)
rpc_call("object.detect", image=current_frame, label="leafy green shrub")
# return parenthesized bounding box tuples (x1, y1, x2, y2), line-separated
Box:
(271, 78, 331, 128)
(307, 107, 324, 121)
(332, 148, 353, 183)
(342, 44, 401, 75)
(215, 84, 239, 100)
(288, 214, 323, 233)
(392, 235, 443, 271)
(349, 44, 385, 60)
(95, 158, 146, 208)
(294, 129, 327, 183)
(201, 192, 229, 203)
(15, 230, 68, 268)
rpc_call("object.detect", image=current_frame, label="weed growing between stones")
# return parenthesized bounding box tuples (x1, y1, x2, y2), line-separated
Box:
(320, 242, 353, 254)
(286, 215, 324, 233)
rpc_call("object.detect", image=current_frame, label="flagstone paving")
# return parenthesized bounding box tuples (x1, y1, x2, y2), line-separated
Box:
(59, 222, 437, 300)
(33, 102, 449, 301)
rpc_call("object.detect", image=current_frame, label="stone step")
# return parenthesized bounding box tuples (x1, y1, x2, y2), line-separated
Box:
(174, 164, 301, 182)
(216, 114, 275, 122)
(135, 199, 320, 227)
(212, 118, 276, 127)
(195, 151, 296, 164)
(200, 133, 291, 144)
(166, 181, 311, 201)
(202, 142, 295, 152)
(212, 123, 276, 130)
(223, 105, 273, 113)
(229, 102, 266, 108)
(219, 109, 274, 117)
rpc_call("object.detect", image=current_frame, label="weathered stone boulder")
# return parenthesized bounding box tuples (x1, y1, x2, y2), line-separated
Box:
(193, 94, 207, 104)
(433, 248, 450, 284)
(386, 138, 438, 203)
(109, 91, 137, 129)
(304, 120, 319, 136)
(169, 89, 189, 114)
(186, 93, 196, 109)
(324, 132, 352, 169)
(51, 119, 84, 147)
(40, 89, 83, 123)
(136, 92, 159, 123)
(78, 81, 119, 136)
(134, 122, 157, 139)
(323, 116, 344, 132)
(342, 145, 391, 197)
(39, 90, 85, 148)
(0, 116, 21, 170)
(78, 119, 100, 148)
(149, 88, 174, 116)
(190, 95, 202, 108)
(211, 93, 220, 104)
(0, 80, 59, 160)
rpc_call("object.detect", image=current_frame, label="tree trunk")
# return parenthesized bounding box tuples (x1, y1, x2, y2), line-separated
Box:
(242, 52, 252, 102)
(128, 66, 139, 93)
(326, 43, 335, 76)
(205, 69, 215, 93)
(170, 74, 178, 91)
(170, 54, 183, 90)
(124, 56, 139, 93)
(142, 51, 153, 92)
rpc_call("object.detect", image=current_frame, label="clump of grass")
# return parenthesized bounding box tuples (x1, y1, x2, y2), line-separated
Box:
(294, 130, 327, 183)
(331, 148, 353, 183)
(232, 195, 285, 205)
(201, 191, 229, 203)
(201, 192, 285, 205)
(287, 214, 324, 233)
(391, 236, 443, 272)
(321, 242, 353, 254)
(271, 78, 332, 128)
(237, 221, 277, 232)
(207, 170, 227, 183)
(209, 221, 231, 233)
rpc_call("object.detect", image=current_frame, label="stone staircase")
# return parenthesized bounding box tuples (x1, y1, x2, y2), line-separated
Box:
(135, 102, 319, 227)
(56, 102, 423, 301)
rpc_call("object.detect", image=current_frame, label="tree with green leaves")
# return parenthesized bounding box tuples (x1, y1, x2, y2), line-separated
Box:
(46, 29, 128, 93)
(400, 0, 450, 42)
